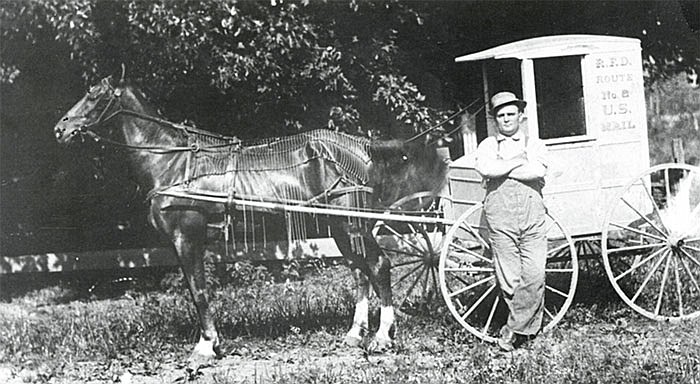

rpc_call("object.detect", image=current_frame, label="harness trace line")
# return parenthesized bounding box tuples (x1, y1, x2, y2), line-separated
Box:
(404, 98, 482, 144)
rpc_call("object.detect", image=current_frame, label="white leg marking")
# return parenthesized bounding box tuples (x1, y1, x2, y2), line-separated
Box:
(375, 305, 394, 343)
(191, 335, 218, 359)
(345, 297, 368, 346)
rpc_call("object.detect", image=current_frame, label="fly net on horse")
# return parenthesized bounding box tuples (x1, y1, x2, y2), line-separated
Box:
(187, 129, 371, 186)
(177, 129, 374, 252)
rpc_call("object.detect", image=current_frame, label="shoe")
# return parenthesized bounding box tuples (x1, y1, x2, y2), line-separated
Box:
(513, 333, 536, 349)
(497, 326, 515, 352)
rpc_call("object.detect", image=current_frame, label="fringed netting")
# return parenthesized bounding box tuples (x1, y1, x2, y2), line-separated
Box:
(183, 129, 373, 255)
(188, 129, 371, 185)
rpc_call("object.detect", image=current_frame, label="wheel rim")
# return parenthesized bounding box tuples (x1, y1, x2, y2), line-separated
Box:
(438, 203, 578, 342)
(602, 163, 700, 321)
(373, 192, 444, 313)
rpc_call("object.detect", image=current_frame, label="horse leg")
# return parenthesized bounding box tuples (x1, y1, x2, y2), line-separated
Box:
(331, 224, 394, 351)
(345, 265, 370, 346)
(158, 209, 221, 362)
(330, 224, 371, 347)
(364, 235, 394, 351)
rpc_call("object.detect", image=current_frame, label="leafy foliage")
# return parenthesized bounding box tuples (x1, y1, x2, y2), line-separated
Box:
(1, 0, 444, 138)
(1, 1, 698, 255)
(5, 1, 695, 138)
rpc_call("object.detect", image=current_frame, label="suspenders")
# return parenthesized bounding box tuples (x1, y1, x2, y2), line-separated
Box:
(486, 134, 544, 194)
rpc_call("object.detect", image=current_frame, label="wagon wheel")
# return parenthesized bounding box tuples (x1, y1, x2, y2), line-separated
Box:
(372, 192, 445, 314)
(601, 163, 700, 321)
(438, 203, 578, 343)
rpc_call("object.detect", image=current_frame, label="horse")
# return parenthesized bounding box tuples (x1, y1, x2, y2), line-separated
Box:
(53, 76, 447, 365)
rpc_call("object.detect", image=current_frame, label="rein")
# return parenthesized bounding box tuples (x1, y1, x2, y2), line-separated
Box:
(404, 98, 482, 144)
(80, 85, 240, 154)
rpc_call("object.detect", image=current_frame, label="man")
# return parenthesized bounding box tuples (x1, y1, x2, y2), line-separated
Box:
(475, 91, 548, 352)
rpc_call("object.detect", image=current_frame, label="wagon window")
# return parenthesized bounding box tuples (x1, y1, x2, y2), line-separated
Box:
(534, 56, 586, 140)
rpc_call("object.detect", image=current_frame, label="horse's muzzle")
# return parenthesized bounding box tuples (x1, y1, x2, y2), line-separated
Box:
(53, 123, 79, 144)
(54, 126, 65, 140)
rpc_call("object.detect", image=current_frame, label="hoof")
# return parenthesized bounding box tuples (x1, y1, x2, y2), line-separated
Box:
(186, 336, 220, 370)
(185, 353, 215, 380)
(344, 334, 363, 347)
(367, 336, 393, 353)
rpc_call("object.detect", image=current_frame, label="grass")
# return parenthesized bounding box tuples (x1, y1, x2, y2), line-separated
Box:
(0, 262, 699, 383)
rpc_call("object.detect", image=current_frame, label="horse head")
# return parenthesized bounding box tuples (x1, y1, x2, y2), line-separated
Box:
(368, 139, 448, 207)
(54, 76, 125, 145)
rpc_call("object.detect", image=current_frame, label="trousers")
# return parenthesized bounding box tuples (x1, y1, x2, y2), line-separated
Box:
(484, 178, 547, 336)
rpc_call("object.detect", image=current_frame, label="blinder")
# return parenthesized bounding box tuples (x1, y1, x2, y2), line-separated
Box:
(79, 78, 124, 135)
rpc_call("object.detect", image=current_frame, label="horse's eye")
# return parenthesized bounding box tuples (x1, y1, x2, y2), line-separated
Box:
(87, 86, 101, 100)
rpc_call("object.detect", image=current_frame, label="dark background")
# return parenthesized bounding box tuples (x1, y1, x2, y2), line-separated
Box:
(1, 0, 698, 256)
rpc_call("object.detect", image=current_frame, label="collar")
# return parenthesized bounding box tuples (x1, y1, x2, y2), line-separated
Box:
(496, 130, 524, 142)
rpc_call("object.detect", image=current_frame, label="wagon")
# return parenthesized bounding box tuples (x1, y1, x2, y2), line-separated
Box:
(157, 35, 699, 344)
(373, 34, 699, 343)
(52, 34, 699, 351)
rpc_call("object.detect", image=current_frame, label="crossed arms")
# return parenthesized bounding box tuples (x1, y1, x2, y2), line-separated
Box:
(475, 151, 547, 182)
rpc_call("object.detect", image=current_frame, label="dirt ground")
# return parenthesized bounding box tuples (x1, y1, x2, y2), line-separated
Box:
(0, 340, 495, 384)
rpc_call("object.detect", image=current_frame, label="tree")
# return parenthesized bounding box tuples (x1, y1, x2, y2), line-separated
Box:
(2, 1, 698, 137)
(1, 0, 445, 139)
(1, 0, 698, 255)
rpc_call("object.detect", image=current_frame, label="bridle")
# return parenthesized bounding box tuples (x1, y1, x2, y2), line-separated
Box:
(74, 79, 240, 154)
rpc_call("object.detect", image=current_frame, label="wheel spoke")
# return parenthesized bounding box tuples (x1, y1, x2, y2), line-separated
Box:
(547, 242, 571, 257)
(642, 177, 669, 233)
(607, 242, 664, 255)
(545, 284, 569, 299)
(407, 223, 430, 253)
(621, 196, 668, 237)
(482, 295, 500, 335)
(678, 255, 700, 294)
(447, 275, 495, 298)
(379, 245, 425, 259)
(398, 267, 426, 309)
(680, 247, 700, 268)
(654, 247, 673, 315)
(430, 266, 439, 298)
(392, 263, 424, 288)
(684, 245, 700, 253)
(614, 246, 668, 282)
(457, 223, 490, 249)
(380, 224, 426, 254)
(461, 283, 497, 319)
(544, 306, 555, 321)
(673, 256, 683, 317)
(391, 258, 424, 268)
(449, 241, 491, 264)
(631, 249, 670, 303)
(420, 262, 430, 299)
(685, 237, 700, 244)
(611, 222, 667, 243)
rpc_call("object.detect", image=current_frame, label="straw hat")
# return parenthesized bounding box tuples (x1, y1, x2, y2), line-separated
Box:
(490, 92, 527, 114)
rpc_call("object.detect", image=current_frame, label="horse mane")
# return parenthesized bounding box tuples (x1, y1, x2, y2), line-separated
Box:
(118, 84, 191, 146)
(368, 139, 408, 160)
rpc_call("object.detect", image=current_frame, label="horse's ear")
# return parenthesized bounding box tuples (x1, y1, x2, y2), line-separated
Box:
(119, 63, 126, 85)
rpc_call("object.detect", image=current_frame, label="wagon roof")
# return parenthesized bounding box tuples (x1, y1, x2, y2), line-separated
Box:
(455, 34, 641, 62)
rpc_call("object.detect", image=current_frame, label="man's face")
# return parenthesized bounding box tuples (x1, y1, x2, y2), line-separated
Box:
(494, 104, 522, 137)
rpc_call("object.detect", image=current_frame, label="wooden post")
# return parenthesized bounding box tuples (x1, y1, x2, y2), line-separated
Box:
(672, 138, 685, 164)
